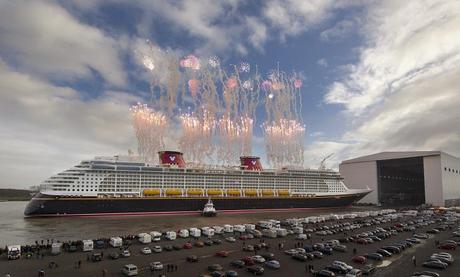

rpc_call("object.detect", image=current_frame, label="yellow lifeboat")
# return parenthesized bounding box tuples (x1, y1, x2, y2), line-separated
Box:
(143, 189, 161, 196)
(187, 188, 204, 196)
(226, 189, 241, 196)
(244, 189, 258, 196)
(207, 189, 223, 196)
(165, 188, 182, 196)
(261, 189, 274, 196)
(277, 189, 290, 196)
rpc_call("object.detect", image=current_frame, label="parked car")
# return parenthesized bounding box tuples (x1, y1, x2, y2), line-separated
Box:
(366, 253, 383, 261)
(351, 256, 367, 264)
(121, 264, 138, 276)
(186, 255, 199, 262)
(411, 271, 440, 277)
(224, 270, 238, 277)
(141, 247, 152, 255)
(121, 250, 131, 258)
(109, 252, 119, 260)
(215, 251, 229, 257)
(149, 262, 163, 271)
(422, 260, 447, 269)
(230, 259, 245, 268)
(292, 253, 309, 262)
(361, 265, 375, 275)
(313, 269, 336, 277)
(264, 260, 280, 269)
(345, 268, 362, 277)
(225, 237, 236, 243)
(208, 264, 224, 272)
(246, 266, 264, 275)
(183, 242, 193, 249)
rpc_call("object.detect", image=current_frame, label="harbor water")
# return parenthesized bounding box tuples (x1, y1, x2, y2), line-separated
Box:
(0, 201, 367, 245)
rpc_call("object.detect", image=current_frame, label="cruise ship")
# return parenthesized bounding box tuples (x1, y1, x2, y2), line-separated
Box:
(24, 151, 371, 217)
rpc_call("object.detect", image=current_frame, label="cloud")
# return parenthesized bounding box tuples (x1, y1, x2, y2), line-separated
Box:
(317, 58, 328, 67)
(0, 0, 126, 87)
(245, 16, 268, 51)
(320, 19, 356, 41)
(314, 0, 460, 168)
(325, 0, 460, 115)
(0, 58, 138, 188)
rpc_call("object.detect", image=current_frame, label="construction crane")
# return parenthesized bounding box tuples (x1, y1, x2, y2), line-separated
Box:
(319, 153, 334, 171)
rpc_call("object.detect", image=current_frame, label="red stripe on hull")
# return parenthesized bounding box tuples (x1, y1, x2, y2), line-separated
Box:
(26, 205, 352, 218)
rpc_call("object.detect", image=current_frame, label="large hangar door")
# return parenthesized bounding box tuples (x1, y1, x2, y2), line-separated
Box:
(377, 157, 425, 206)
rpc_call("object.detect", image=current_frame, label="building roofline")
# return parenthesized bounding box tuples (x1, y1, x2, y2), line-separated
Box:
(340, 151, 446, 164)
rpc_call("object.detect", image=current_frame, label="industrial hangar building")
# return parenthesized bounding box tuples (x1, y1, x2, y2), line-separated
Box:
(340, 151, 460, 207)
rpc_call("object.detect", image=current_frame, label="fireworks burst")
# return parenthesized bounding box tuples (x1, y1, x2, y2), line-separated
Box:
(130, 103, 168, 162)
(134, 43, 305, 167)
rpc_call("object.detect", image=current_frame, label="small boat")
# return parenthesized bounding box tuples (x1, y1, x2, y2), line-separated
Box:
(202, 199, 217, 217)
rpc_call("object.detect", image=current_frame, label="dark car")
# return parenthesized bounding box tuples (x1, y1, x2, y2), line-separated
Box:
(186, 255, 199, 262)
(438, 243, 456, 250)
(212, 239, 223, 245)
(332, 245, 347, 252)
(208, 264, 224, 272)
(427, 229, 440, 234)
(311, 251, 324, 259)
(412, 271, 440, 277)
(422, 260, 447, 269)
(260, 252, 275, 261)
(195, 241, 205, 247)
(224, 270, 238, 277)
(292, 253, 308, 262)
(382, 246, 401, 254)
(164, 244, 174, 251)
(205, 240, 214, 246)
(313, 270, 335, 277)
(91, 253, 102, 262)
(320, 247, 334, 255)
(366, 253, 383, 261)
(325, 265, 348, 274)
(210, 271, 225, 277)
(246, 266, 264, 275)
(376, 249, 392, 257)
(243, 245, 255, 252)
(173, 244, 182, 250)
(230, 260, 245, 268)
(109, 252, 119, 260)
(361, 265, 376, 275)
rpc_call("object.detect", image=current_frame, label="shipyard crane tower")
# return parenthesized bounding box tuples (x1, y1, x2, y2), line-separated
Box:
(319, 153, 334, 171)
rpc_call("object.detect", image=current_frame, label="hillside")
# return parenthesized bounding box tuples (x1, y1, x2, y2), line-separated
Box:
(0, 189, 32, 201)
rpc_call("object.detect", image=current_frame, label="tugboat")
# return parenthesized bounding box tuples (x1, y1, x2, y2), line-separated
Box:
(202, 199, 217, 217)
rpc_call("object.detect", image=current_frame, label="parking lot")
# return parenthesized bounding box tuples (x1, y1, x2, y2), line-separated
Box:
(1, 209, 459, 277)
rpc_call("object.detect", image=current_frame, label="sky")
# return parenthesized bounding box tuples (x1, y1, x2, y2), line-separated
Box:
(1, 0, 459, 189)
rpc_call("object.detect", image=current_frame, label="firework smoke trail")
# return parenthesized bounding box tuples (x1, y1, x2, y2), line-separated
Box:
(130, 103, 168, 162)
(262, 69, 305, 167)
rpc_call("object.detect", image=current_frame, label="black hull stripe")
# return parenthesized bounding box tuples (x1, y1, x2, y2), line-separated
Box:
(24, 192, 369, 217)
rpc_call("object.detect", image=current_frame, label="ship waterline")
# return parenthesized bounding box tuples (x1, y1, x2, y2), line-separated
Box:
(24, 151, 371, 217)
(24, 192, 369, 217)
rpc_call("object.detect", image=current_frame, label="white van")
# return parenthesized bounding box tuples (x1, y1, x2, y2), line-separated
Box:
(7, 245, 21, 260)
(82, 240, 94, 251)
(51, 243, 62, 255)
(213, 226, 224, 234)
(165, 231, 176, 240)
(201, 227, 215, 237)
(223, 224, 234, 233)
(138, 233, 152, 244)
(262, 229, 277, 238)
(110, 237, 123, 248)
(244, 224, 256, 231)
(234, 225, 246, 233)
(293, 226, 303, 234)
(189, 227, 201, 238)
(276, 228, 288, 237)
(122, 264, 138, 276)
(178, 229, 189, 238)
(150, 231, 162, 242)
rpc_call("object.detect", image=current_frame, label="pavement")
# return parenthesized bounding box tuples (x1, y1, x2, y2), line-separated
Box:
(1, 212, 458, 277)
